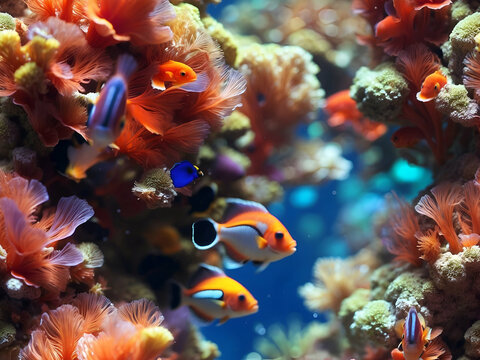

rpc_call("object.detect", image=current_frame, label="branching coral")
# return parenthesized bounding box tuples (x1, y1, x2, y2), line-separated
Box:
(299, 250, 377, 313)
(236, 43, 323, 173)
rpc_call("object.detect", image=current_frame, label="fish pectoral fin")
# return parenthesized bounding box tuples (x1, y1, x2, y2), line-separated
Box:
(151, 78, 166, 90)
(252, 261, 270, 273)
(189, 306, 216, 325)
(256, 236, 268, 249)
(218, 316, 230, 325)
(165, 71, 174, 78)
(390, 348, 405, 360)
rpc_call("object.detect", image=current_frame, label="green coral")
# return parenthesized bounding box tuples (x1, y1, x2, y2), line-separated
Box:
(338, 288, 370, 329)
(431, 252, 466, 289)
(450, 0, 473, 23)
(14, 62, 47, 94)
(350, 300, 396, 346)
(0, 321, 15, 349)
(465, 321, 480, 358)
(350, 63, 409, 123)
(384, 272, 434, 305)
(202, 16, 238, 66)
(446, 13, 480, 77)
(435, 84, 479, 127)
(369, 263, 407, 299)
(0, 13, 15, 31)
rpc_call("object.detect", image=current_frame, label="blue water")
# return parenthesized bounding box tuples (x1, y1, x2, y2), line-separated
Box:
(199, 2, 432, 358)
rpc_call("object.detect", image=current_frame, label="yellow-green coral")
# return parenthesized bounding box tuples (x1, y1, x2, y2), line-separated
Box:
(0, 320, 15, 349)
(350, 63, 409, 123)
(202, 16, 238, 66)
(384, 272, 434, 306)
(350, 300, 397, 346)
(435, 84, 479, 127)
(465, 321, 480, 358)
(0, 13, 15, 31)
(14, 62, 47, 93)
(338, 288, 370, 328)
(450, 0, 473, 23)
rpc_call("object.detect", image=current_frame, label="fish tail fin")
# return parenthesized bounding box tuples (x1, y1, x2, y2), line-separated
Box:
(170, 281, 183, 309)
(117, 54, 138, 80)
(192, 218, 219, 250)
(180, 72, 210, 93)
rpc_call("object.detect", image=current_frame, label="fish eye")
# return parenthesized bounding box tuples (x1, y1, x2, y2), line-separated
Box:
(434, 84, 438, 90)
(238, 294, 246, 301)
(180, 71, 186, 77)
(275, 232, 284, 240)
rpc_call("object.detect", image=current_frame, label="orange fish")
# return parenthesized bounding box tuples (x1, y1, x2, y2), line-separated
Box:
(192, 198, 296, 271)
(151, 60, 208, 92)
(171, 264, 258, 324)
(416, 71, 447, 102)
(391, 126, 425, 148)
(391, 307, 443, 360)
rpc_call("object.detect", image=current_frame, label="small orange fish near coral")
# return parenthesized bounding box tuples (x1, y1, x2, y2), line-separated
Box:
(391, 126, 425, 148)
(152, 60, 208, 92)
(416, 71, 447, 102)
(391, 307, 444, 360)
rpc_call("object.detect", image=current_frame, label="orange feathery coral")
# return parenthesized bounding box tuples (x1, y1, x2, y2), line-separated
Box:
(324, 90, 387, 141)
(458, 171, 480, 235)
(21, 295, 173, 360)
(25, 0, 87, 24)
(85, 0, 175, 48)
(383, 193, 422, 266)
(416, 228, 441, 263)
(0, 170, 93, 293)
(354, 0, 450, 55)
(117, 14, 245, 169)
(415, 183, 463, 254)
(396, 44, 453, 163)
(0, 18, 110, 145)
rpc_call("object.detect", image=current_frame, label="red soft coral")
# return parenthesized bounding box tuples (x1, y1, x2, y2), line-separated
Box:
(85, 0, 175, 47)
(383, 193, 423, 266)
(0, 18, 110, 145)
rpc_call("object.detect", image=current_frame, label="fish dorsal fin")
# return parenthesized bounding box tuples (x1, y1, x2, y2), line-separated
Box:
(188, 263, 225, 289)
(222, 198, 268, 223)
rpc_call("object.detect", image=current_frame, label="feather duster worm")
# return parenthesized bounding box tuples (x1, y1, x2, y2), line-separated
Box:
(25, 0, 87, 24)
(0, 170, 94, 294)
(382, 193, 423, 266)
(236, 43, 323, 174)
(0, 18, 110, 145)
(21, 294, 173, 360)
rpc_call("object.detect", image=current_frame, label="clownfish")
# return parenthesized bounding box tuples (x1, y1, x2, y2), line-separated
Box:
(151, 60, 209, 93)
(65, 54, 137, 181)
(391, 307, 443, 360)
(416, 71, 447, 102)
(391, 126, 425, 148)
(171, 264, 258, 325)
(192, 198, 297, 271)
(170, 160, 203, 188)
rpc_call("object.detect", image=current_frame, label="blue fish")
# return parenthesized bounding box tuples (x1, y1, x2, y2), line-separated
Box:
(170, 161, 203, 188)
